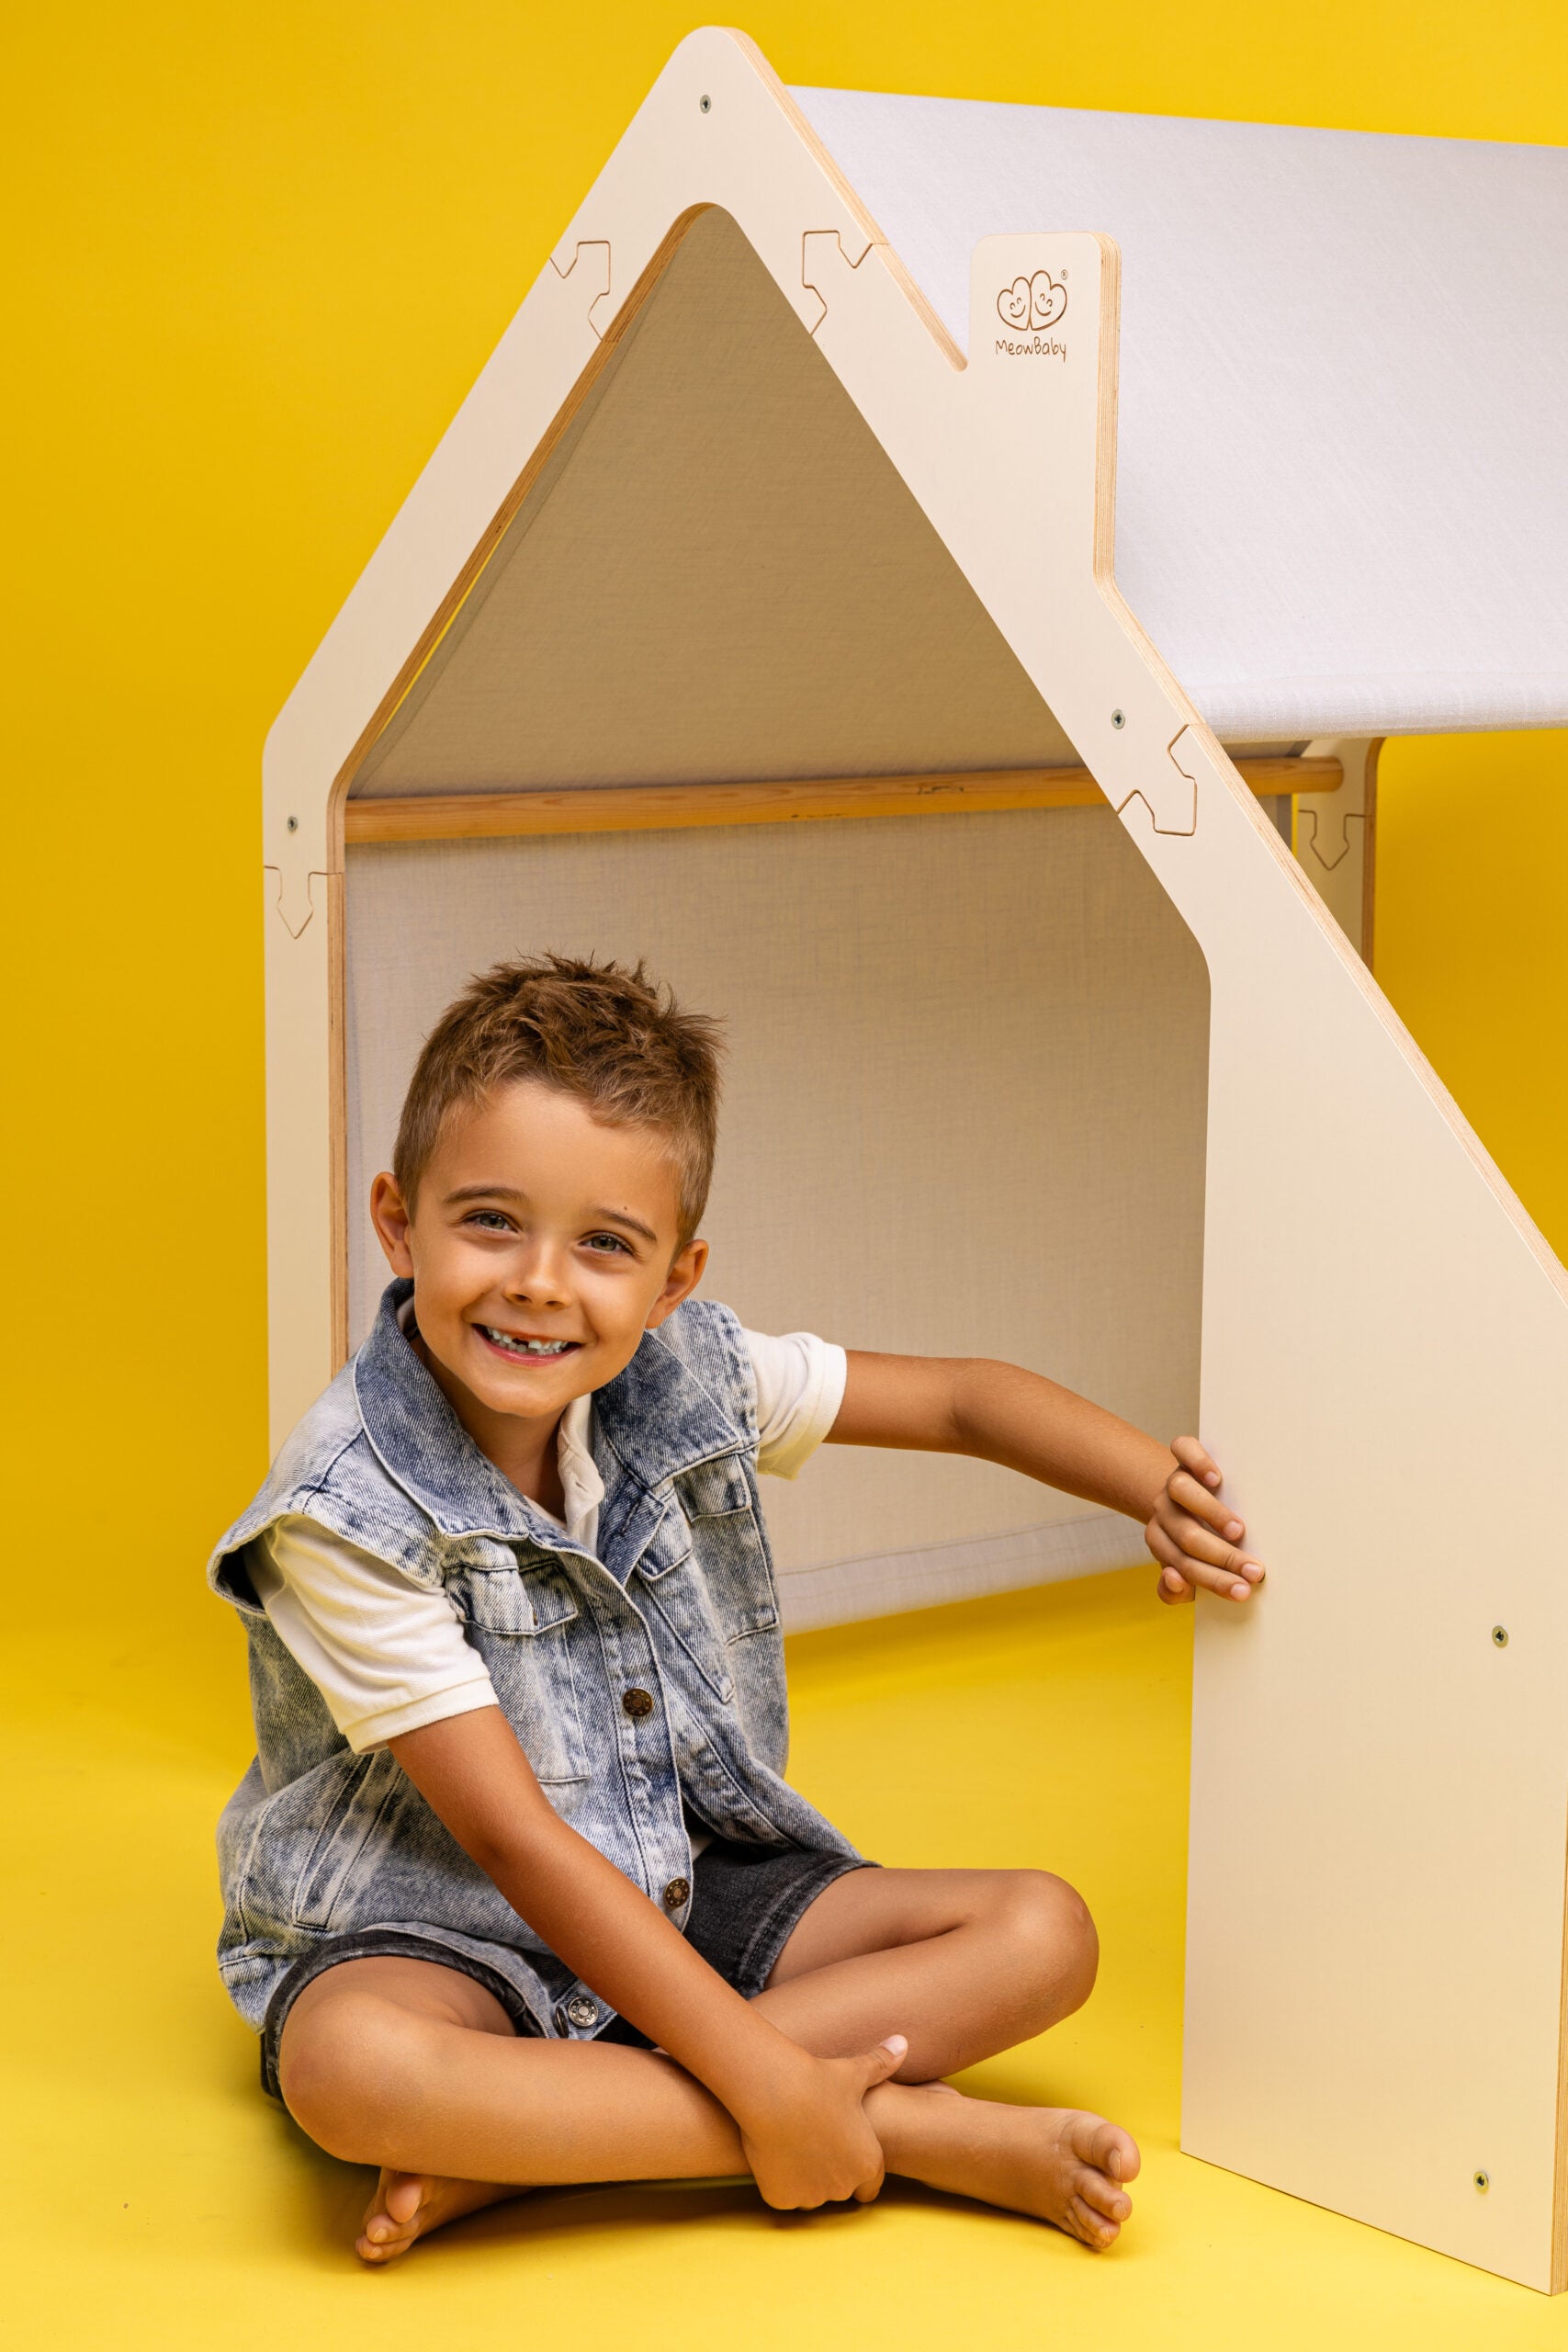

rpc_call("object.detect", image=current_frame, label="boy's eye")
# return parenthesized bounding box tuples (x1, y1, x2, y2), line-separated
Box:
(584, 1231, 632, 1256)
(464, 1209, 513, 1233)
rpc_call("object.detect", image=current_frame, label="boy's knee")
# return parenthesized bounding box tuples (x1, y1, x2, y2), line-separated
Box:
(994, 1869, 1100, 2016)
(277, 1996, 429, 2161)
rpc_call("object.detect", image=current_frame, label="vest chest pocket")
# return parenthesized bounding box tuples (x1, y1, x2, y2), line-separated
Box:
(673, 1460, 779, 1641)
(454, 1564, 591, 1786)
(634, 1464, 779, 1700)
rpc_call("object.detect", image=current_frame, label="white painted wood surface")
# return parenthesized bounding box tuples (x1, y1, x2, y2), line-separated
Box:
(260, 28, 1568, 2284)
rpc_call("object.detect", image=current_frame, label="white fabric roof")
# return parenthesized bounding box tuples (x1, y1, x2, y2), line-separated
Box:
(792, 86, 1568, 740)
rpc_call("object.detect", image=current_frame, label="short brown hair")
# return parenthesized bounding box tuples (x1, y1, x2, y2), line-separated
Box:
(392, 954, 724, 1244)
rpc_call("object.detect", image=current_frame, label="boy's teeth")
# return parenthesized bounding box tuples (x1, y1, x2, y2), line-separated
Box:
(483, 1329, 574, 1355)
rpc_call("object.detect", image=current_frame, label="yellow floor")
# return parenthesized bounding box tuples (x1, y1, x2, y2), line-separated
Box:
(6, 1569, 1568, 2350)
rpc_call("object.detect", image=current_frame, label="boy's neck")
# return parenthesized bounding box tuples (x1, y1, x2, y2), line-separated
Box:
(412, 1333, 570, 1519)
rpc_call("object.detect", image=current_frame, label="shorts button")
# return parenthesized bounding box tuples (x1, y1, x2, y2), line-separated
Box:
(565, 1995, 598, 2030)
(662, 1877, 691, 1910)
(622, 1687, 655, 1719)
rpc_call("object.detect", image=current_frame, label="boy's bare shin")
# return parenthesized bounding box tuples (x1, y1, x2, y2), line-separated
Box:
(280, 1961, 748, 2187)
(281, 1954, 1137, 2256)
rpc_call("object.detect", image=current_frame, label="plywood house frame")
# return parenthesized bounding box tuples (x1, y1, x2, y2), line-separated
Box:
(259, 28, 1568, 2291)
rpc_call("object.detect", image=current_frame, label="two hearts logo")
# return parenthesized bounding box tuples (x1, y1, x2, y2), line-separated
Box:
(997, 270, 1067, 332)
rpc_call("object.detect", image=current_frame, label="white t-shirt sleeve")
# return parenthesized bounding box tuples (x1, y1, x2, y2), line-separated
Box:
(742, 1329, 848, 1478)
(251, 1515, 499, 1755)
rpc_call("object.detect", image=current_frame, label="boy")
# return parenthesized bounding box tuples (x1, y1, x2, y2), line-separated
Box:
(210, 955, 1262, 2264)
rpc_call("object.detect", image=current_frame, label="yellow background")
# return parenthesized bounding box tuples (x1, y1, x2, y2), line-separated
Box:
(5, 0, 1565, 1652)
(5, 4, 1567, 2343)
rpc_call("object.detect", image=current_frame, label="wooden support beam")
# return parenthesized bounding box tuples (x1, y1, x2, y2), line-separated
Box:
(343, 755, 1342, 846)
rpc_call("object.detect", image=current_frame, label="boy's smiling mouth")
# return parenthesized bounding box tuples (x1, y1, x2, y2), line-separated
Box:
(477, 1326, 582, 1361)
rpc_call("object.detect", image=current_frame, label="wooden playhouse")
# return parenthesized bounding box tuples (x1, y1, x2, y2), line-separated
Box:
(259, 28, 1568, 2289)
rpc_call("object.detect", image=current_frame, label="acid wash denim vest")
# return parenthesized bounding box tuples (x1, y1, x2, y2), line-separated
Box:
(209, 1280, 855, 2041)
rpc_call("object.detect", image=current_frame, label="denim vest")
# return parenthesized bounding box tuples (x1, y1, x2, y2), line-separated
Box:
(209, 1280, 855, 2040)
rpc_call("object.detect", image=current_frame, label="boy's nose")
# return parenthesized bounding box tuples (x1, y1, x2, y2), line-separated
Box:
(503, 1244, 571, 1306)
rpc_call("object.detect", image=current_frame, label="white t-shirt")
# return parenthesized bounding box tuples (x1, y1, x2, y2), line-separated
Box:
(251, 1328, 846, 1755)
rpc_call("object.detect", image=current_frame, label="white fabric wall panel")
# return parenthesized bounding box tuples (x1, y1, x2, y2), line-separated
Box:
(793, 88, 1568, 740)
(345, 807, 1208, 1628)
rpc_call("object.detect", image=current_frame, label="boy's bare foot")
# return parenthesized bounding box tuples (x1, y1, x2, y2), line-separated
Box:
(351, 2097, 1136, 2258)
(355, 2169, 520, 2263)
(883, 2093, 1140, 2249)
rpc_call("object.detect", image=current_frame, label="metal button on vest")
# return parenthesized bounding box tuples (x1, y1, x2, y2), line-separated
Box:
(621, 1687, 655, 1720)
(565, 1995, 598, 2030)
(662, 1877, 691, 1911)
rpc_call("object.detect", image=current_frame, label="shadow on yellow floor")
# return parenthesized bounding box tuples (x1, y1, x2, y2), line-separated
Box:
(6, 1568, 1566, 2349)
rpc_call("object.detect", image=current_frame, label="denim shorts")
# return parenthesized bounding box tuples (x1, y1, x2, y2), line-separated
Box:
(259, 1837, 876, 2101)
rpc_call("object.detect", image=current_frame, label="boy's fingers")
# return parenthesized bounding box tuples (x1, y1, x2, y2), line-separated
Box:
(1147, 1518, 1258, 1602)
(1170, 1433, 1223, 1490)
(1159, 1508, 1260, 1577)
(1167, 1468, 1245, 1542)
(1182, 1554, 1258, 1600)
(859, 2035, 908, 2090)
(1145, 1529, 1196, 1603)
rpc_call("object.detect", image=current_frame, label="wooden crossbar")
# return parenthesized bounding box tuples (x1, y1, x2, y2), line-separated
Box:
(343, 756, 1340, 846)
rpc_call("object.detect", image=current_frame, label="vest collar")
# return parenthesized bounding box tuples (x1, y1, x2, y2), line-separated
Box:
(354, 1280, 746, 1554)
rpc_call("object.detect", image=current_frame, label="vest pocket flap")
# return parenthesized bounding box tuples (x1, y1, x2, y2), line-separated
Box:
(675, 1458, 753, 1521)
(440, 1534, 521, 1577)
(458, 1566, 578, 1637)
(632, 1510, 695, 1582)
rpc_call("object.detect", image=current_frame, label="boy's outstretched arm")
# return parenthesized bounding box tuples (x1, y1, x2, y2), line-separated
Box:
(389, 1708, 905, 2202)
(828, 1352, 1265, 1606)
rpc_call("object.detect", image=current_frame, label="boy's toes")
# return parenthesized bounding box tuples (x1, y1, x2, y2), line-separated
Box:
(356, 2169, 430, 2263)
(355, 2168, 518, 2261)
(1078, 2114, 1140, 2187)
(383, 2172, 427, 2227)
(1057, 2114, 1136, 2245)
(1067, 2191, 1122, 2249)
(1073, 2164, 1133, 2226)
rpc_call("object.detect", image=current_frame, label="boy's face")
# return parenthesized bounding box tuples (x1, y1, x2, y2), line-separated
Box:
(369, 1080, 706, 1430)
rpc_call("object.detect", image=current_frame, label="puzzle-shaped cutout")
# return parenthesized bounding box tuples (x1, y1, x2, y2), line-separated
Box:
(265, 865, 330, 942)
(1111, 725, 1200, 838)
(550, 240, 615, 338)
(800, 228, 876, 336)
(1296, 801, 1357, 873)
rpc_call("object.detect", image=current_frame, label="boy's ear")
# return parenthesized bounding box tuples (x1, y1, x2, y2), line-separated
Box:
(645, 1238, 707, 1329)
(369, 1172, 416, 1276)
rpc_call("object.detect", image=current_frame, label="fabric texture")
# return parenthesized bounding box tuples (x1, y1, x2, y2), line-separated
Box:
(209, 1283, 859, 2041)
(344, 807, 1204, 1625)
(790, 87, 1568, 738)
(354, 209, 1080, 803)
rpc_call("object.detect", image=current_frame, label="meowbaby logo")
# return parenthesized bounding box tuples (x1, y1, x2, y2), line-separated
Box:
(998, 270, 1066, 331)
(995, 268, 1068, 360)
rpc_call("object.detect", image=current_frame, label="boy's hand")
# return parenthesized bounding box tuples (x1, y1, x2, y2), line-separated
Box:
(737, 2036, 908, 2210)
(1146, 1436, 1266, 1607)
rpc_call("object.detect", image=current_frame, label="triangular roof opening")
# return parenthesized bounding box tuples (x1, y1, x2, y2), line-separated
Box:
(350, 206, 1085, 797)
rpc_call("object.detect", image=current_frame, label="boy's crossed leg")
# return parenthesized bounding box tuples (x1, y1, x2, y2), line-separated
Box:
(276, 1865, 1138, 2264)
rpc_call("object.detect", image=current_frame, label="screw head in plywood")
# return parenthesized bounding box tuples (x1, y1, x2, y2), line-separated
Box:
(1474, 2169, 1490, 2192)
(699, 93, 712, 113)
(1111, 708, 1126, 729)
(1492, 1624, 1508, 1648)
(287, 815, 299, 832)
